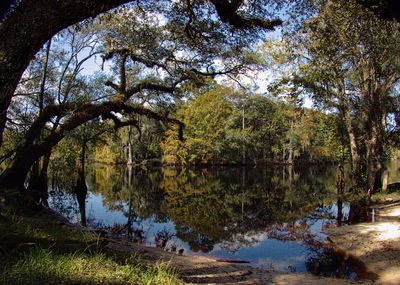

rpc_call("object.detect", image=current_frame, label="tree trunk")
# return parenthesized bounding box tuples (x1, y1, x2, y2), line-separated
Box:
(127, 125, 133, 165)
(345, 112, 362, 189)
(348, 199, 368, 224)
(39, 40, 52, 115)
(338, 87, 361, 190)
(126, 165, 133, 239)
(24, 38, 53, 207)
(0, 71, 23, 146)
(336, 165, 345, 226)
(0, 96, 183, 205)
(75, 141, 87, 226)
(27, 154, 50, 207)
(382, 170, 389, 193)
(365, 114, 384, 200)
(288, 145, 293, 164)
(287, 120, 294, 164)
(364, 85, 387, 200)
(366, 127, 378, 198)
(0, 139, 56, 190)
(242, 105, 245, 165)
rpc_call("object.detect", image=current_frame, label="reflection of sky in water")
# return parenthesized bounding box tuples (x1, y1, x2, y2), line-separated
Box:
(49, 188, 348, 273)
(49, 161, 400, 280)
(87, 193, 126, 225)
(210, 237, 308, 272)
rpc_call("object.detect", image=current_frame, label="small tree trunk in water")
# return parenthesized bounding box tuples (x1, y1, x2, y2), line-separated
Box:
(75, 141, 87, 226)
(336, 165, 345, 226)
(127, 125, 133, 165)
(75, 177, 87, 227)
(287, 120, 294, 164)
(126, 165, 133, 239)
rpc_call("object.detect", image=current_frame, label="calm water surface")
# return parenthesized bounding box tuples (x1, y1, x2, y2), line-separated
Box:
(49, 164, 368, 279)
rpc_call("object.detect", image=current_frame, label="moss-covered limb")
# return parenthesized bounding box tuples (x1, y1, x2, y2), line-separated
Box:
(0, 211, 183, 285)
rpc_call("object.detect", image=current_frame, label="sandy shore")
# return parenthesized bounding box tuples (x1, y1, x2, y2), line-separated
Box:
(106, 236, 373, 284)
(324, 203, 400, 285)
(42, 202, 396, 284)
(105, 204, 400, 284)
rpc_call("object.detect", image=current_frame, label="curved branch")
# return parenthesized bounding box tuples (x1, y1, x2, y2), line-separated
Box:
(103, 112, 140, 131)
(20, 102, 75, 149)
(209, 0, 282, 30)
(122, 103, 184, 140)
(126, 82, 178, 97)
(105, 80, 120, 92)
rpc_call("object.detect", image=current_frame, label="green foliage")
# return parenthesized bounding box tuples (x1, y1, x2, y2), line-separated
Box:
(273, 0, 400, 192)
(95, 131, 125, 164)
(161, 84, 343, 165)
(161, 127, 186, 165)
(162, 85, 234, 165)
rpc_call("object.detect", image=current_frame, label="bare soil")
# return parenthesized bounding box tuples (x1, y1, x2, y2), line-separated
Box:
(324, 203, 400, 285)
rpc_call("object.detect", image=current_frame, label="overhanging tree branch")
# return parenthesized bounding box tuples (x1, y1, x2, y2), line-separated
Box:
(0, 0, 133, 147)
(209, 0, 282, 29)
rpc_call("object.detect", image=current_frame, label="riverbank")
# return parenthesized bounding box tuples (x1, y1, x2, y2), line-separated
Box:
(0, 209, 182, 285)
(106, 237, 372, 284)
(0, 208, 374, 285)
(324, 198, 400, 285)
(93, 157, 336, 168)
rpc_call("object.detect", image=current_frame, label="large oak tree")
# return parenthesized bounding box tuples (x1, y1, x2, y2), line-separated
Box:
(0, 1, 282, 208)
(0, 0, 281, 148)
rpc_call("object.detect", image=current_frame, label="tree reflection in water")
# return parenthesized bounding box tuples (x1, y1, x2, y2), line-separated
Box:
(48, 164, 374, 280)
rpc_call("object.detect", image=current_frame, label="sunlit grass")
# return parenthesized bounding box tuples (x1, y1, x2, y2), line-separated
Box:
(0, 213, 183, 285)
(141, 261, 181, 285)
(2, 248, 180, 285)
(3, 248, 134, 284)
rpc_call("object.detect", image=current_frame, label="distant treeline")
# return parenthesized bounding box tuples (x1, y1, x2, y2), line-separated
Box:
(87, 84, 347, 167)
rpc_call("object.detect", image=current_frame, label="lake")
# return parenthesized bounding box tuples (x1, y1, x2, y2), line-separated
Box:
(48, 163, 380, 280)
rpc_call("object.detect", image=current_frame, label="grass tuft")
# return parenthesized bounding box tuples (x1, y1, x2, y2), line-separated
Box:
(0, 212, 183, 285)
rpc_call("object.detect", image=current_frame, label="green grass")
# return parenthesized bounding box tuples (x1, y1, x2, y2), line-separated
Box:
(0, 213, 183, 285)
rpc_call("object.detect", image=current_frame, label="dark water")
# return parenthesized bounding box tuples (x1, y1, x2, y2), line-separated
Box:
(49, 164, 369, 280)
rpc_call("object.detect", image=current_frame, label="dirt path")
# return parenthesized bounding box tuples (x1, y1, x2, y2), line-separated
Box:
(324, 204, 400, 285)
(106, 239, 372, 284)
